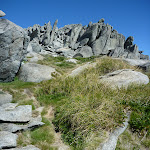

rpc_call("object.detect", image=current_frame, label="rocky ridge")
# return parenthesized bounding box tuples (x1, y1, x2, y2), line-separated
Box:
(26, 18, 149, 60)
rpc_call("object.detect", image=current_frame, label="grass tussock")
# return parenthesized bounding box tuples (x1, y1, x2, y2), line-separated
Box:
(36, 57, 149, 149)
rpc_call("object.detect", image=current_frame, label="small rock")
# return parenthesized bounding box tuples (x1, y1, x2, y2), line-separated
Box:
(66, 59, 78, 64)
(0, 92, 12, 105)
(0, 131, 18, 149)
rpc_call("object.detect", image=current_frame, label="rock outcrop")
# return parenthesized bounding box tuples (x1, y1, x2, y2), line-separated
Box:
(0, 19, 29, 82)
(25, 19, 149, 60)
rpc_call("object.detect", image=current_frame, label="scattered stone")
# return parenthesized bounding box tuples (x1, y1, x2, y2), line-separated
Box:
(66, 59, 78, 64)
(0, 105, 32, 122)
(99, 69, 149, 89)
(0, 131, 18, 149)
(0, 10, 6, 17)
(18, 63, 56, 82)
(0, 92, 12, 105)
(0, 117, 44, 133)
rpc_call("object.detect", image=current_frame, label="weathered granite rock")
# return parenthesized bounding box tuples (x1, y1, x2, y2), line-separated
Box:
(42, 21, 52, 45)
(108, 47, 126, 58)
(18, 63, 56, 82)
(74, 46, 93, 58)
(25, 19, 149, 60)
(92, 25, 112, 55)
(0, 19, 29, 82)
(69, 25, 82, 49)
(99, 69, 149, 89)
(0, 105, 32, 122)
(50, 19, 58, 44)
(0, 92, 12, 105)
(0, 131, 18, 149)
(78, 24, 98, 46)
(0, 10, 6, 17)
(138, 62, 150, 72)
(0, 117, 44, 133)
(124, 36, 134, 49)
(6, 145, 40, 150)
(29, 39, 42, 53)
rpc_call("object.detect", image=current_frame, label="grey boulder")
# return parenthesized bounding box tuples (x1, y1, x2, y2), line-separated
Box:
(0, 131, 18, 149)
(99, 69, 149, 89)
(18, 63, 56, 82)
(0, 91, 12, 105)
(0, 19, 29, 82)
(0, 105, 32, 122)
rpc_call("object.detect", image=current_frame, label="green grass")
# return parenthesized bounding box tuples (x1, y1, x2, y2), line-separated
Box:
(116, 128, 150, 150)
(0, 77, 37, 103)
(36, 57, 148, 149)
(38, 55, 76, 74)
(17, 117, 56, 150)
(1, 56, 149, 149)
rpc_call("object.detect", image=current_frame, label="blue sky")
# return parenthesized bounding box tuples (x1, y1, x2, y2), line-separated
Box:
(1, 0, 150, 56)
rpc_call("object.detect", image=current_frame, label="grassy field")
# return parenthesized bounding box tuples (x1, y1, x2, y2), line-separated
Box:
(36, 57, 150, 149)
(0, 56, 149, 150)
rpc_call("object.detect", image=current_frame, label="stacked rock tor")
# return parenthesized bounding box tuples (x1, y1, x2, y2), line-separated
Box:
(0, 91, 44, 150)
(26, 18, 149, 60)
